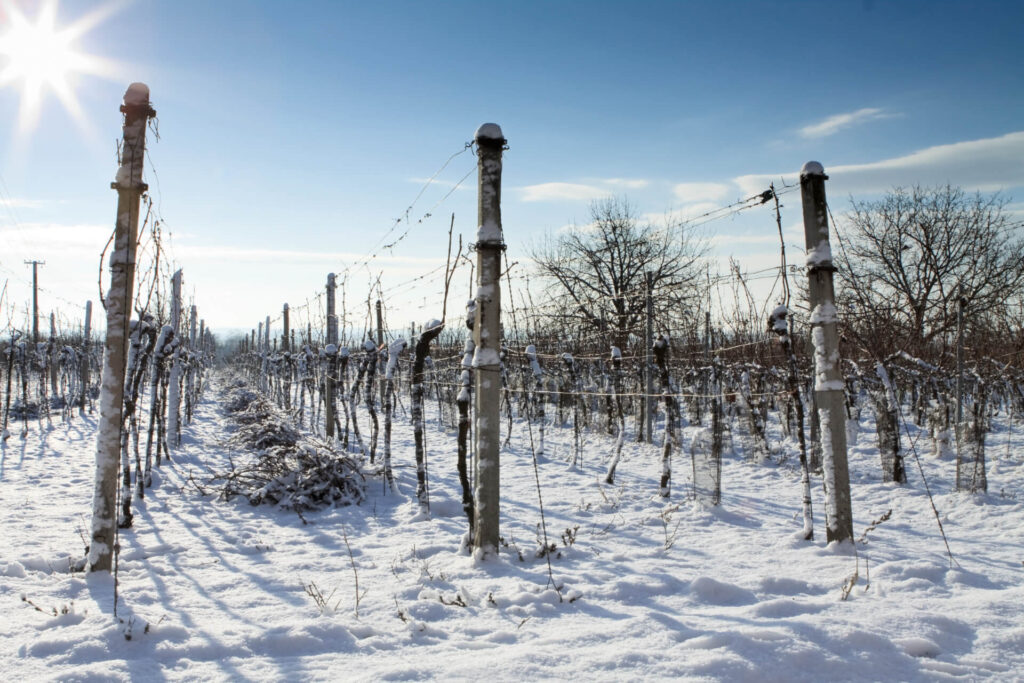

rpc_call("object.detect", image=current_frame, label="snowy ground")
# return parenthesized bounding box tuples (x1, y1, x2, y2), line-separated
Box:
(2, 374, 1023, 681)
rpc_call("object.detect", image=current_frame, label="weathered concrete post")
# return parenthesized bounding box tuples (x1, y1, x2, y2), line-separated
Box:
(645, 270, 654, 444)
(166, 268, 183, 448)
(472, 122, 505, 556)
(376, 299, 385, 405)
(89, 83, 154, 572)
(282, 304, 290, 352)
(48, 312, 58, 396)
(186, 304, 198, 424)
(800, 161, 854, 544)
(25, 259, 42, 343)
(325, 273, 338, 439)
(956, 287, 965, 426)
(80, 300, 92, 415)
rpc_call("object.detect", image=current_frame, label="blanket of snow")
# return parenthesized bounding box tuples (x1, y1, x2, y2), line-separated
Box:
(2, 374, 1023, 681)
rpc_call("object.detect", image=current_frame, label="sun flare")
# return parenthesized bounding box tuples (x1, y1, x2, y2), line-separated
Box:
(0, 0, 121, 132)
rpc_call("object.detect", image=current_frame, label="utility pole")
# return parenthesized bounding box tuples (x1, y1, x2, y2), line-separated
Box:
(89, 83, 155, 573)
(799, 161, 853, 544)
(24, 260, 44, 343)
(472, 122, 505, 557)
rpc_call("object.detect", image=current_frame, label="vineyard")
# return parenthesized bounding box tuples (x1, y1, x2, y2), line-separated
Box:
(2, 85, 1023, 680)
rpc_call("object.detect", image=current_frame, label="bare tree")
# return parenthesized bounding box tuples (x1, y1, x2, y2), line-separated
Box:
(837, 186, 1024, 357)
(530, 197, 706, 350)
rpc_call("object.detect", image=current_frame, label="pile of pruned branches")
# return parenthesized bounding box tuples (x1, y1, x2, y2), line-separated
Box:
(203, 377, 365, 512)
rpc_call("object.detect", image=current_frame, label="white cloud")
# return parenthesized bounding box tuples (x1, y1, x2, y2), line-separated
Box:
(600, 178, 649, 189)
(0, 222, 109, 251)
(799, 107, 890, 139)
(520, 182, 610, 202)
(733, 131, 1024, 197)
(673, 182, 731, 204)
(707, 232, 780, 248)
(0, 197, 46, 210)
(1004, 201, 1024, 218)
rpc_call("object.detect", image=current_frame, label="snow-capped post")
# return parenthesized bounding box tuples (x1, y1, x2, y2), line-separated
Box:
(325, 273, 338, 439)
(167, 269, 183, 449)
(376, 299, 385, 405)
(562, 353, 582, 466)
(282, 304, 292, 409)
(956, 287, 965, 426)
(769, 305, 813, 539)
(472, 122, 505, 556)
(80, 300, 92, 415)
(457, 302, 477, 533)
(653, 334, 680, 497)
(604, 346, 626, 484)
(525, 342, 545, 458)
(644, 270, 654, 444)
(88, 83, 155, 573)
(363, 337, 379, 462)
(412, 321, 444, 509)
(282, 304, 290, 352)
(49, 312, 58, 396)
(26, 259, 41, 343)
(262, 315, 271, 393)
(186, 305, 198, 424)
(382, 337, 407, 492)
(799, 161, 853, 544)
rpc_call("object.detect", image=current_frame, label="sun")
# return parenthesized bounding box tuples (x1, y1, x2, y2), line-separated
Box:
(0, 0, 121, 132)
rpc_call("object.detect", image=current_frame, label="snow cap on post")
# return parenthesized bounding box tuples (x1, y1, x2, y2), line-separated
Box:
(114, 83, 155, 189)
(121, 82, 156, 121)
(474, 123, 505, 147)
(123, 82, 150, 107)
(800, 161, 826, 178)
(386, 338, 407, 379)
(768, 304, 789, 336)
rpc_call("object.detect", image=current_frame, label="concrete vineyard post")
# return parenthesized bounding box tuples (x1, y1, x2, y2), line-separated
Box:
(799, 161, 854, 544)
(645, 270, 654, 444)
(80, 300, 92, 414)
(167, 269, 183, 449)
(472, 123, 505, 556)
(89, 83, 154, 572)
(326, 273, 338, 439)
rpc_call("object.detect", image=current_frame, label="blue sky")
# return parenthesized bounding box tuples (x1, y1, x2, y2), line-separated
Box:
(0, 0, 1022, 336)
